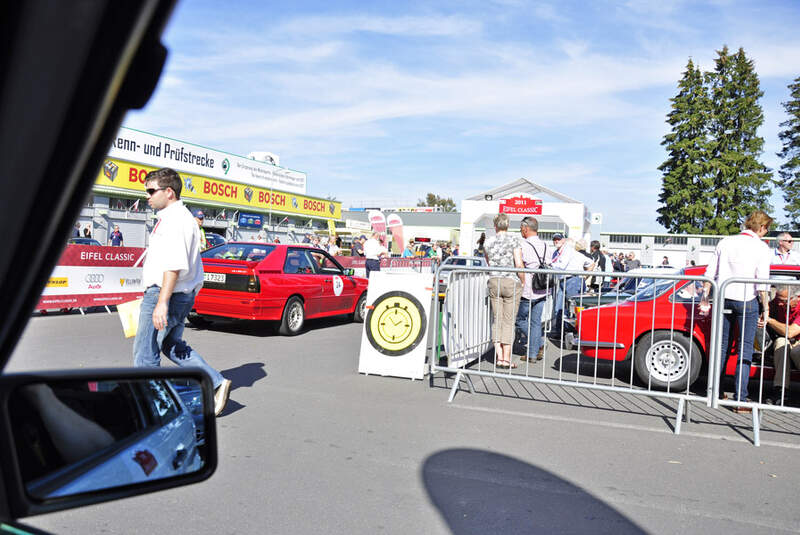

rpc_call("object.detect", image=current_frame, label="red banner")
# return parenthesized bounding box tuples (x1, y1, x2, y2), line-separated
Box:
(37, 245, 147, 310)
(499, 196, 542, 215)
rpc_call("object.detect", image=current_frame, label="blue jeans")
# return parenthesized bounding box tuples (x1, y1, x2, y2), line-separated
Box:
(515, 297, 545, 358)
(551, 276, 584, 335)
(720, 298, 759, 402)
(133, 286, 223, 389)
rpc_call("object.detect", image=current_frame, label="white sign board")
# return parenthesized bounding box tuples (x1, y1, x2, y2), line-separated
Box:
(109, 127, 307, 194)
(358, 272, 432, 379)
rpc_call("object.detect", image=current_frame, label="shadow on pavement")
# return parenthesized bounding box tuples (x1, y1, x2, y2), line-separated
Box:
(422, 448, 645, 534)
(187, 315, 355, 337)
(222, 362, 267, 392)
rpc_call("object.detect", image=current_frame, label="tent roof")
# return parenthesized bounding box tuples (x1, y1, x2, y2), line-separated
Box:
(465, 178, 581, 204)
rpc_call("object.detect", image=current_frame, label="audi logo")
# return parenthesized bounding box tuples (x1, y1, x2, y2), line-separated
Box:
(85, 274, 105, 283)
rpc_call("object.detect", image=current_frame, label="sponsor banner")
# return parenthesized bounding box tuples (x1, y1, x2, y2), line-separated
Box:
(387, 213, 404, 255)
(96, 158, 341, 220)
(109, 127, 306, 194)
(37, 245, 146, 310)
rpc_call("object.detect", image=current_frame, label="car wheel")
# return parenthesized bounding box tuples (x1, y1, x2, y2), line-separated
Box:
(633, 331, 701, 390)
(352, 293, 367, 323)
(187, 312, 212, 328)
(279, 296, 304, 335)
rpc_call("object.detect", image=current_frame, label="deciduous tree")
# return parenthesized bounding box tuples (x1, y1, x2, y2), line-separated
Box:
(417, 193, 456, 212)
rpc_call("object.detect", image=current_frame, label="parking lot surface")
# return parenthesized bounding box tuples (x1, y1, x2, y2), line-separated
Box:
(8, 312, 800, 534)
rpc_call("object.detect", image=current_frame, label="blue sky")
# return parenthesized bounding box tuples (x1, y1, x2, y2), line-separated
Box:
(123, 0, 800, 233)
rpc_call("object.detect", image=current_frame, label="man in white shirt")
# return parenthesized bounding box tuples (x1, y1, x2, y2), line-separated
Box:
(549, 234, 592, 339)
(773, 232, 800, 265)
(133, 168, 231, 416)
(514, 217, 550, 361)
(701, 210, 772, 408)
(364, 231, 388, 278)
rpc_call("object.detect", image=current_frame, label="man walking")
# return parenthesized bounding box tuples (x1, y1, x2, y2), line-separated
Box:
(133, 168, 231, 416)
(514, 217, 549, 361)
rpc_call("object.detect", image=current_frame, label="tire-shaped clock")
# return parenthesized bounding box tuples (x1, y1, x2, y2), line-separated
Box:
(365, 291, 427, 356)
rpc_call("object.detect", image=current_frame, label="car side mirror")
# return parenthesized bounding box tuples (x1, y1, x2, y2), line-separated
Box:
(344, 268, 355, 276)
(0, 368, 217, 519)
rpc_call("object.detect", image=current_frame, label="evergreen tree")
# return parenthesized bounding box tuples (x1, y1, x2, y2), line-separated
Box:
(657, 59, 712, 233)
(704, 46, 772, 234)
(777, 76, 800, 227)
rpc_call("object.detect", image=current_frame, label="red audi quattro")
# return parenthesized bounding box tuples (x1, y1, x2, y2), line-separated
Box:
(191, 243, 369, 335)
(573, 265, 800, 391)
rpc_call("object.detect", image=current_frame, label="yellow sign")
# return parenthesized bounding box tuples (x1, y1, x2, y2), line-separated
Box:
(365, 291, 427, 356)
(46, 277, 69, 287)
(96, 158, 342, 219)
(327, 220, 336, 236)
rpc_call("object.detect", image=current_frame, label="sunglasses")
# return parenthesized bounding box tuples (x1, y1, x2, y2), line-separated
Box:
(145, 187, 167, 195)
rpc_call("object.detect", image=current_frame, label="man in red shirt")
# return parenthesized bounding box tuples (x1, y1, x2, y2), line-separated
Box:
(761, 287, 800, 405)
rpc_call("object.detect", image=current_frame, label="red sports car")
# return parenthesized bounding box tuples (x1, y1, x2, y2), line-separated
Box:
(573, 265, 800, 390)
(191, 243, 369, 335)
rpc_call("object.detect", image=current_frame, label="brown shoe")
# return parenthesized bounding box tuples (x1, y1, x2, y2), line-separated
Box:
(536, 348, 544, 361)
(732, 406, 752, 414)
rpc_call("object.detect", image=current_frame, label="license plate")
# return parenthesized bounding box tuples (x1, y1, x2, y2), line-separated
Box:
(204, 272, 226, 284)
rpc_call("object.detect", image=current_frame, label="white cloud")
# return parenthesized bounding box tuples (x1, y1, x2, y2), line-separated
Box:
(275, 14, 483, 38)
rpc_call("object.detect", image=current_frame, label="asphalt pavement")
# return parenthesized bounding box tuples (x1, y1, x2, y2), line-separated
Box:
(7, 311, 800, 534)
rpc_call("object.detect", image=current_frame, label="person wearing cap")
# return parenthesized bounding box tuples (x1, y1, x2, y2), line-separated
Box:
(193, 210, 207, 250)
(351, 235, 366, 257)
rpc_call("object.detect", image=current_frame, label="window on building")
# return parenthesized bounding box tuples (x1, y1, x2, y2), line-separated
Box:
(700, 237, 721, 247)
(654, 236, 688, 245)
(109, 197, 146, 212)
(608, 234, 642, 244)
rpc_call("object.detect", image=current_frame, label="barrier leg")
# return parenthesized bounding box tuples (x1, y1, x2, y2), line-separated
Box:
(448, 371, 463, 403)
(674, 398, 685, 435)
(752, 407, 760, 447)
(105, 305, 112, 314)
(78, 307, 85, 316)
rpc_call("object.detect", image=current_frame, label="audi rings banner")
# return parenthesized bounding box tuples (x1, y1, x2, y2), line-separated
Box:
(38, 245, 147, 310)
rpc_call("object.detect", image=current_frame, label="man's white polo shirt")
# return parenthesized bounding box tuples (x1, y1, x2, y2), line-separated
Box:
(364, 238, 385, 260)
(773, 248, 800, 265)
(143, 200, 204, 294)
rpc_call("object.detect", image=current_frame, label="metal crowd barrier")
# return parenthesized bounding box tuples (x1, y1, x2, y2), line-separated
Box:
(712, 277, 800, 446)
(430, 263, 720, 436)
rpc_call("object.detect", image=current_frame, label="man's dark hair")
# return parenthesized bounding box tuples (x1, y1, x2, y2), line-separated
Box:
(145, 167, 182, 199)
(520, 217, 539, 232)
(590, 240, 600, 251)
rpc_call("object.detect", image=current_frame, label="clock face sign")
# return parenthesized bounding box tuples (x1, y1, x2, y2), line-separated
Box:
(365, 291, 427, 356)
